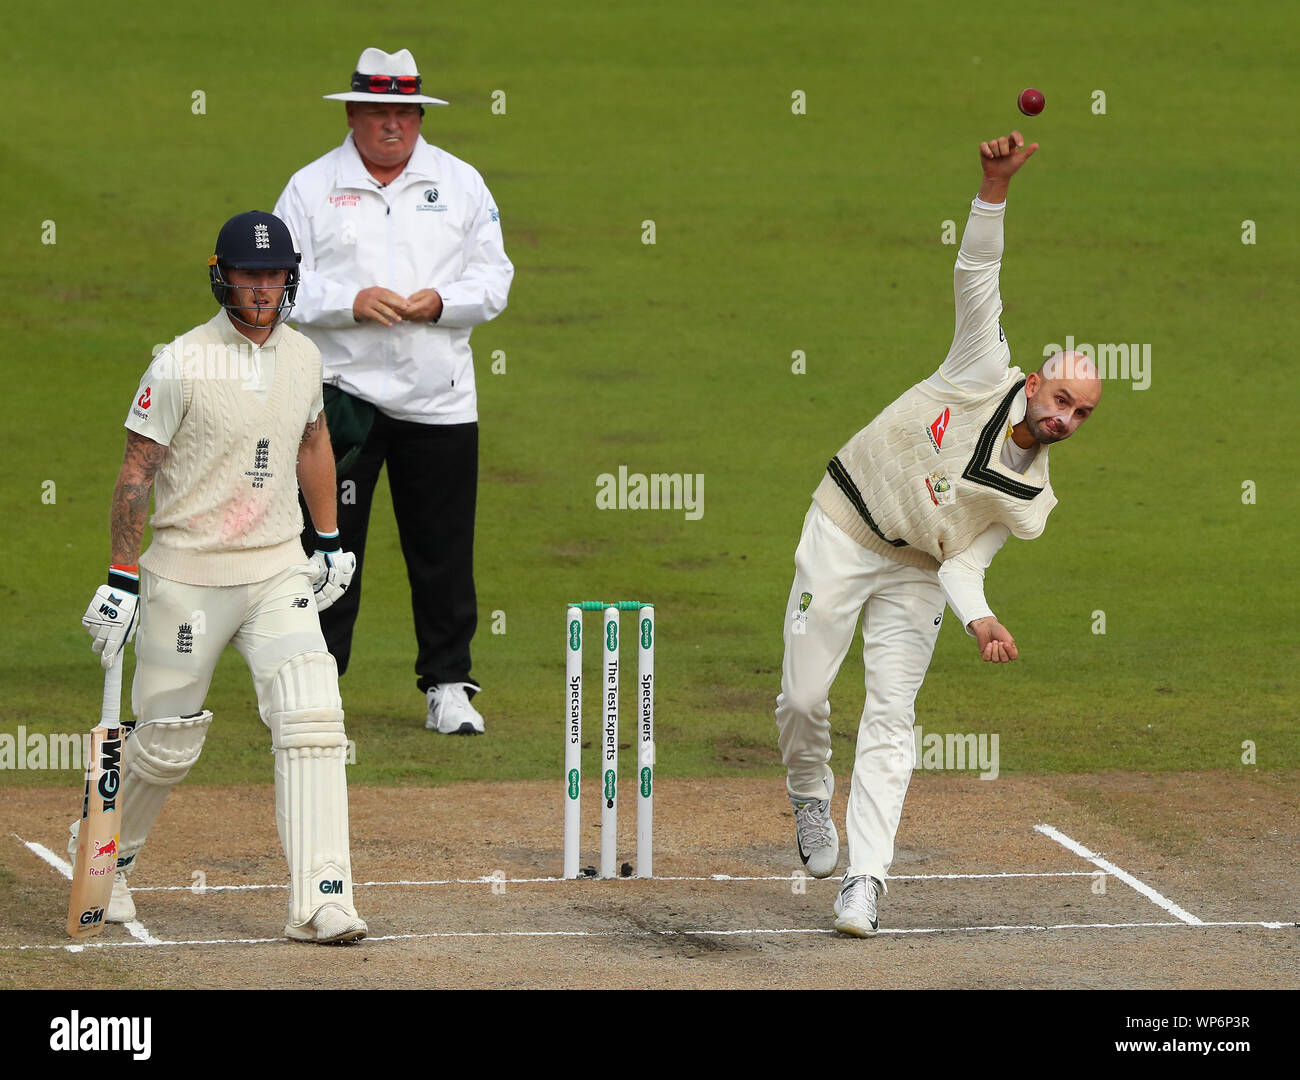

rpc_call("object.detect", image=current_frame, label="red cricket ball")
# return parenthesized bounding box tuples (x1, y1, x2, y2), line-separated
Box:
(1018, 88, 1045, 116)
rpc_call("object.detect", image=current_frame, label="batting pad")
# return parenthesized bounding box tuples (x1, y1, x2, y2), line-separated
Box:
(116, 711, 214, 876)
(268, 652, 356, 927)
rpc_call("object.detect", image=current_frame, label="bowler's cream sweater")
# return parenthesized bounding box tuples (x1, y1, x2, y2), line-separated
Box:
(814, 370, 1055, 570)
(813, 199, 1057, 571)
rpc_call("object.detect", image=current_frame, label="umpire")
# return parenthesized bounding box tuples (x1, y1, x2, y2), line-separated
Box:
(275, 47, 514, 735)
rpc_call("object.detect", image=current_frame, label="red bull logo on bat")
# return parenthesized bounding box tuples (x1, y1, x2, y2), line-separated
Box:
(92, 838, 118, 860)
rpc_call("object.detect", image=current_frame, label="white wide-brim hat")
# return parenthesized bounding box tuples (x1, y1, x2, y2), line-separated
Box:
(323, 47, 449, 106)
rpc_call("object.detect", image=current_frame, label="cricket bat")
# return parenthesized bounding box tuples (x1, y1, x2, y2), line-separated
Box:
(66, 655, 125, 938)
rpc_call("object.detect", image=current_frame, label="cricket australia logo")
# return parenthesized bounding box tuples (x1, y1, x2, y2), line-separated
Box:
(925, 471, 956, 507)
(176, 623, 193, 654)
(926, 408, 951, 453)
(254, 223, 270, 249)
(245, 437, 273, 489)
(792, 591, 813, 635)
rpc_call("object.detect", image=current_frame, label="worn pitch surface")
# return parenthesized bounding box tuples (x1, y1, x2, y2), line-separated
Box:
(3, 773, 1295, 989)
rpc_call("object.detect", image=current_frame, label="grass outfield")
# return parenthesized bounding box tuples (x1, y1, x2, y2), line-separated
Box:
(3, 1, 1296, 789)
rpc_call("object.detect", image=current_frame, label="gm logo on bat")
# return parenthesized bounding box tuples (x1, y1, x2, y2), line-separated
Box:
(78, 907, 105, 926)
(97, 741, 122, 811)
(319, 880, 344, 894)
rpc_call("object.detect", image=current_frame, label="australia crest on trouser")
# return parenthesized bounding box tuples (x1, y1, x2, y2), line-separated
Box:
(793, 591, 812, 634)
(924, 471, 956, 507)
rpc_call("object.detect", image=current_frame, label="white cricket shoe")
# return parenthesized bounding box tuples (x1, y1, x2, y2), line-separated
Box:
(789, 769, 838, 878)
(833, 874, 883, 937)
(107, 872, 136, 922)
(286, 904, 368, 944)
(425, 683, 485, 735)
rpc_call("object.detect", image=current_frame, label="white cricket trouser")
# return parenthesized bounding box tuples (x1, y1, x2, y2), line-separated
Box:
(133, 565, 331, 723)
(775, 502, 944, 883)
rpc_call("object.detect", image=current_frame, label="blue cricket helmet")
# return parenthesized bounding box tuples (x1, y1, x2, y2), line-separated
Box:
(208, 210, 301, 327)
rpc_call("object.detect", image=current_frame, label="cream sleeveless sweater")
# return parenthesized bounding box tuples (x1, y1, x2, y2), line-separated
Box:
(813, 367, 1057, 570)
(140, 317, 322, 586)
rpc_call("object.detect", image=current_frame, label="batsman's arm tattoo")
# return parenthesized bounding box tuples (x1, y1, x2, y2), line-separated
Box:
(111, 432, 167, 565)
(297, 410, 339, 535)
(301, 410, 326, 446)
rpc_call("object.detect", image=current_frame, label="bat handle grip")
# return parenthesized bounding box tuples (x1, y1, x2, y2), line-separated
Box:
(101, 654, 124, 730)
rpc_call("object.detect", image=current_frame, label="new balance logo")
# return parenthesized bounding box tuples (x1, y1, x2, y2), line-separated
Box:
(290, 598, 310, 609)
(926, 408, 951, 453)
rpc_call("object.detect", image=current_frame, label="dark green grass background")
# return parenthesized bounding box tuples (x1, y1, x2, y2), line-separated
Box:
(3, 1, 1296, 787)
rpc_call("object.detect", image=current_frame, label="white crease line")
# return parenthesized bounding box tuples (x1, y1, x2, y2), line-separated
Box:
(18, 838, 72, 880)
(3, 919, 1293, 952)
(1034, 823, 1204, 925)
(127, 870, 1102, 893)
(14, 834, 160, 944)
(124, 921, 162, 945)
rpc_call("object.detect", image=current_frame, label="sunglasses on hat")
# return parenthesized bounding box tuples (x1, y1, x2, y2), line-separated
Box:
(350, 72, 422, 95)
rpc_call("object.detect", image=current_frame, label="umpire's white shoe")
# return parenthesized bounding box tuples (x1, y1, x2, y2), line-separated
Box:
(790, 769, 839, 878)
(425, 683, 485, 735)
(833, 874, 883, 937)
(286, 904, 368, 945)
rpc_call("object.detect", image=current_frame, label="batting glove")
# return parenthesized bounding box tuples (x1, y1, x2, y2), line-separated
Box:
(308, 531, 356, 613)
(82, 566, 140, 669)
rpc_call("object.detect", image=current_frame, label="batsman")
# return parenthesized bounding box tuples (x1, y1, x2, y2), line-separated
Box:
(775, 133, 1103, 936)
(76, 211, 367, 943)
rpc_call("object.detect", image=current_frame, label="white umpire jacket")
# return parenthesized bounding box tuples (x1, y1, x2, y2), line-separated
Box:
(273, 133, 514, 425)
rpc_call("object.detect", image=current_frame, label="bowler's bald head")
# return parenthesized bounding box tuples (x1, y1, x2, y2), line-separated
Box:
(1041, 350, 1102, 395)
(1020, 350, 1102, 445)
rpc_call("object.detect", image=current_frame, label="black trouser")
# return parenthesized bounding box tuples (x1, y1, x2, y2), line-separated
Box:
(303, 415, 479, 694)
